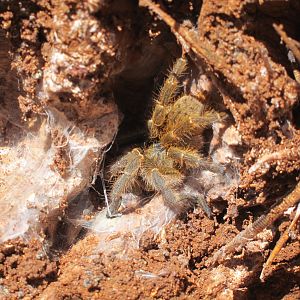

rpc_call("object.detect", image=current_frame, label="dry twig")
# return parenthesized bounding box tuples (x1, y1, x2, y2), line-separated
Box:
(209, 181, 300, 265)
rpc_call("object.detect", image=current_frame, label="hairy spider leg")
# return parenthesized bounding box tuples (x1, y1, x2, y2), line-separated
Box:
(185, 175, 214, 218)
(194, 109, 224, 128)
(146, 167, 190, 214)
(139, 146, 193, 213)
(159, 57, 188, 105)
(182, 186, 212, 218)
(194, 193, 212, 218)
(168, 95, 205, 120)
(109, 148, 144, 215)
(148, 57, 187, 138)
(168, 146, 203, 169)
(171, 95, 223, 130)
(109, 150, 139, 178)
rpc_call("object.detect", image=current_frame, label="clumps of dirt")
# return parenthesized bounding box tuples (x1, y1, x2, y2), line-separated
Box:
(1, 211, 299, 299)
(0, 29, 24, 142)
(198, 0, 300, 206)
(0, 0, 130, 244)
(36, 0, 121, 127)
(3, 0, 124, 130)
(199, 0, 299, 142)
(17, 208, 297, 299)
(0, 239, 58, 298)
(36, 211, 229, 299)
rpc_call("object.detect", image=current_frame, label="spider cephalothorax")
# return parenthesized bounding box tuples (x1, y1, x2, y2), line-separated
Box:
(108, 56, 223, 216)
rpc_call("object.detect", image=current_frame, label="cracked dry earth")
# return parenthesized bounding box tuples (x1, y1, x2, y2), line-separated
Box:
(1, 0, 300, 299)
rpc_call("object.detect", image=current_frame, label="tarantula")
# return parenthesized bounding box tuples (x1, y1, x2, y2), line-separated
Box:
(108, 57, 223, 217)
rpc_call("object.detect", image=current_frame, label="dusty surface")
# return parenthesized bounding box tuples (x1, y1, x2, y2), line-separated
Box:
(1, 0, 300, 299)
